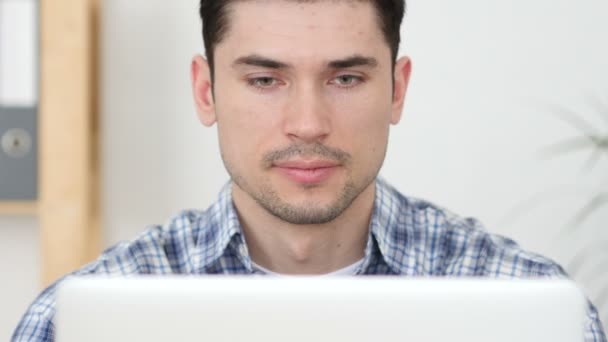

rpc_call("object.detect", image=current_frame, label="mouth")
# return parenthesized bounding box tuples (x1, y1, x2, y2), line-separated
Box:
(273, 160, 340, 185)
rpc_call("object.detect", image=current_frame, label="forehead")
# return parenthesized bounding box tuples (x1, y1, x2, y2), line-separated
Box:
(215, 0, 390, 65)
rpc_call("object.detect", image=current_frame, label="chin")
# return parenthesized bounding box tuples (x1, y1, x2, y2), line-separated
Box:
(276, 179, 343, 198)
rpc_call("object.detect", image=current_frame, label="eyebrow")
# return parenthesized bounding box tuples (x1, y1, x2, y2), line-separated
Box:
(233, 55, 290, 69)
(232, 54, 379, 70)
(327, 55, 378, 69)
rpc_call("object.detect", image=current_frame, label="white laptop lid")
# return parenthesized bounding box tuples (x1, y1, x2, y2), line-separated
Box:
(56, 277, 585, 342)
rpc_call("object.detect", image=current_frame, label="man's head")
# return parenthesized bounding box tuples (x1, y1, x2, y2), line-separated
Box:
(191, 0, 411, 225)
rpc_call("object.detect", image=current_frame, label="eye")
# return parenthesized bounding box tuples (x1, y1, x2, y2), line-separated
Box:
(330, 74, 364, 88)
(248, 77, 279, 89)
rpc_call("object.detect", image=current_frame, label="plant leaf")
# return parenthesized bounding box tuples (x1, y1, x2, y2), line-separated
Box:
(583, 92, 608, 129)
(537, 136, 596, 160)
(600, 136, 608, 149)
(564, 192, 608, 233)
(582, 147, 604, 172)
(549, 105, 600, 137)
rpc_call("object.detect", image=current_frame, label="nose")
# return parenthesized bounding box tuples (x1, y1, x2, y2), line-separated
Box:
(282, 82, 331, 143)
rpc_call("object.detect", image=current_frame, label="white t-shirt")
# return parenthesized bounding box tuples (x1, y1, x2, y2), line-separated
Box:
(252, 259, 364, 276)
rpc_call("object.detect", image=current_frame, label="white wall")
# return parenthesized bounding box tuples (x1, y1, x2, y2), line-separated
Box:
(2, 0, 608, 338)
(0, 218, 39, 339)
(101, 0, 226, 244)
(396, 1, 608, 319)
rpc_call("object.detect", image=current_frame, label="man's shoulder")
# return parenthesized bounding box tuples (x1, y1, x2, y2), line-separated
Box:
(89, 208, 219, 275)
(378, 181, 564, 278)
(11, 208, 218, 342)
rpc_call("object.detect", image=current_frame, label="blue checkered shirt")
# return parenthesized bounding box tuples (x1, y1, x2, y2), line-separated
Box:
(12, 179, 606, 341)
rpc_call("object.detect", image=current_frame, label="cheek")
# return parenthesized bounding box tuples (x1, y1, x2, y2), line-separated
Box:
(215, 86, 283, 169)
(330, 92, 392, 160)
(354, 117, 390, 172)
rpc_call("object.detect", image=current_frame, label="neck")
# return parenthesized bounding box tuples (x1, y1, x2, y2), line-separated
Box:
(232, 181, 376, 275)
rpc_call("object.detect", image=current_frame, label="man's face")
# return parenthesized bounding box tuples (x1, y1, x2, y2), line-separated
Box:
(193, 1, 410, 224)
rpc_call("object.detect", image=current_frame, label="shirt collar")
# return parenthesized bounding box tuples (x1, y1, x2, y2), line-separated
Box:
(364, 177, 409, 275)
(197, 178, 406, 275)
(194, 182, 252, 272)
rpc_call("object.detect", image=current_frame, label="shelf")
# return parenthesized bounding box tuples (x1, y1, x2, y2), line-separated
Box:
(0, 201, 38, 216)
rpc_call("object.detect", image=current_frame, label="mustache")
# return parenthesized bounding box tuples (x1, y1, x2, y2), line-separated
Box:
(262, 143, 351, 167)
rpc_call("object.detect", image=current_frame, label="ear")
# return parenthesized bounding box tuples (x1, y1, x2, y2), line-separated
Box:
(391, 56, 412, 125)
(191, 55, 217, 126)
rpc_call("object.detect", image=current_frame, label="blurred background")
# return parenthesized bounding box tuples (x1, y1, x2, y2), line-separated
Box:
(1, 0, 607, 338)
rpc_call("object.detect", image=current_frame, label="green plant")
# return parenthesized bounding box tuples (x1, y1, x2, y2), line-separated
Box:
(502, 98, 608, 322)
(537, 103, 608, 227)
(538, 100, 608, 318)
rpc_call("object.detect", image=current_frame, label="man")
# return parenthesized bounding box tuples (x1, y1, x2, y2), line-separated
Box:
(12, 0, 606, 341)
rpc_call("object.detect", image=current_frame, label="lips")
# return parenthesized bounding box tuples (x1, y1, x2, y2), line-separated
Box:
(273, 160, 339, 184)
(274, 160, 339, 169)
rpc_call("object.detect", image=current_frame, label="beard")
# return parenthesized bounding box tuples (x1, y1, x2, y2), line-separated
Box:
(242, 177, 360, 225)
(224, 142, 376, 225)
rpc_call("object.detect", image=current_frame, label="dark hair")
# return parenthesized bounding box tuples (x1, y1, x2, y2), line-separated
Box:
(199, 0, 406, 79)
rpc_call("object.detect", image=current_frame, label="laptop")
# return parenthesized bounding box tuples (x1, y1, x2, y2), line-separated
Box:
(55, 277, 585, 342)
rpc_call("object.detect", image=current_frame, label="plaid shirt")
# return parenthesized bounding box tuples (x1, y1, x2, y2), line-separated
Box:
(12, 178, 607, 341)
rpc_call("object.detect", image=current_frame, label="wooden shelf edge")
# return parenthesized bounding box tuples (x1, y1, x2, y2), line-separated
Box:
(0, 201, 38, 216)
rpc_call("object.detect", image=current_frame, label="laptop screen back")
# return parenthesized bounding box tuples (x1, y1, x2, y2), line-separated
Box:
(55, 277, 585, 342)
